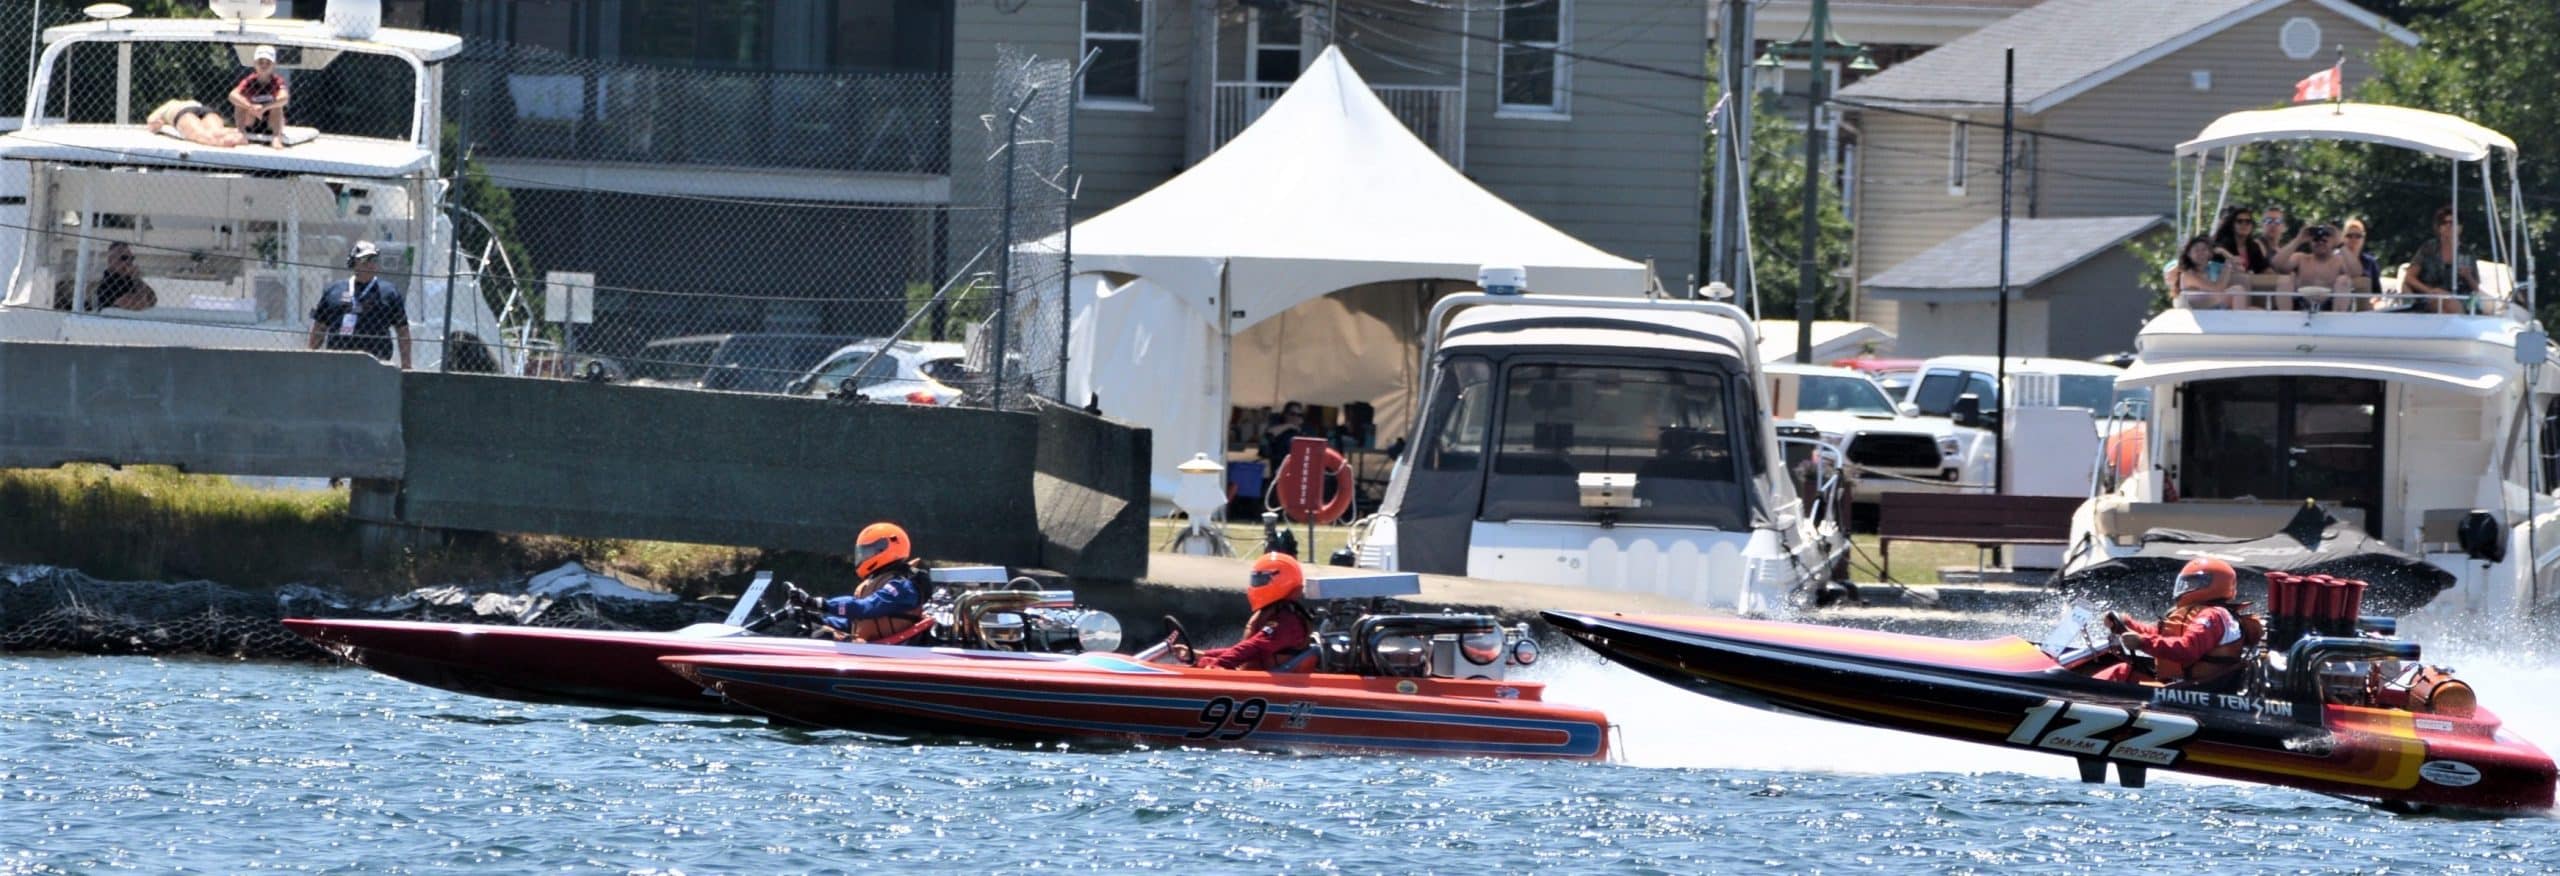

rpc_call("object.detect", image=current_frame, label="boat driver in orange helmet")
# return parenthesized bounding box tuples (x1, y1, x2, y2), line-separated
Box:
(815, 522, 928, 642)
(1173, 552, 1317, 671)
(2096, 557, 2262, 687)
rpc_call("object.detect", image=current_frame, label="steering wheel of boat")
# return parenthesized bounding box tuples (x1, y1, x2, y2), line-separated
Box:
(1159, 615, 1194, 664)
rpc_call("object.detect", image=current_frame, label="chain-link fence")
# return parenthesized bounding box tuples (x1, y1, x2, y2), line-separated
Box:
(0, 7, 1075, 411)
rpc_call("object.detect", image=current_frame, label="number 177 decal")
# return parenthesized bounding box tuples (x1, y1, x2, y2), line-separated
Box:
(2006, 699, 2198, 766)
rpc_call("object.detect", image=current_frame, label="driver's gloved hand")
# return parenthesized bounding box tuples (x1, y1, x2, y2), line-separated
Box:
(2116, 631, 2145, 654)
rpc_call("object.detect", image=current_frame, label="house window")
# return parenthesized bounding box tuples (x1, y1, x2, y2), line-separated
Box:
(1249, 7, 1302, 84)
(1081, 0, 1149, 106)
(1499, 0, 1569, 115)
(1948, 118, 1969, 196)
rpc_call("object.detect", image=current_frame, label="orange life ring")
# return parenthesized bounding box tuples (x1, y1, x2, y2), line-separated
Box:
(1274, 437, 1357, 524)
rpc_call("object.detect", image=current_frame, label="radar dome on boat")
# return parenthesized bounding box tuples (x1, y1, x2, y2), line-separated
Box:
(206, 0, 275, 21)
(326, 0, 382, 39)
(1478, 264, 1527, 296)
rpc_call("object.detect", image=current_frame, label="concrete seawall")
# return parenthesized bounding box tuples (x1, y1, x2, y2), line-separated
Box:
(0, 341, 1151, 580)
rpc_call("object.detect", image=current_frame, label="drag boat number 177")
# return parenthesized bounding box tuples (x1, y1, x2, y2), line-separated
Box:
(1546, 572, 2554, 814)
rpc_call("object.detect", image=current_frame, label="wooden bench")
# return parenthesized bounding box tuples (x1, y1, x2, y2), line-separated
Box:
(1877, 492, 2084, 576)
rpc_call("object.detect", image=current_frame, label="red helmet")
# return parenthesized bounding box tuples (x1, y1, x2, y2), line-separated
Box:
(1247, 552, 1305, 611)
(854, 522, 911, 578)
(2174, 557, 2237, 606)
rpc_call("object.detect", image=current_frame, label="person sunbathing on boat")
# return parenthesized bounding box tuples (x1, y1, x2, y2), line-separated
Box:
(1169, 552, 1316, 671)
(145, 99, 247, 148)
(2097, 557, 2263, 689)
(814, 522, 927, 642)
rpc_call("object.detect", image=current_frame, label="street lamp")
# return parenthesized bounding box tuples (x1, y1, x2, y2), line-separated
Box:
(1756, 0, 1876, 364)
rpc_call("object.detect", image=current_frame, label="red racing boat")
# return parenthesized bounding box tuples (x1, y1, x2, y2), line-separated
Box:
(662, 610, 1611, 760)
(1545, 575, 2554, 814)
(285, 572, 1122, 715)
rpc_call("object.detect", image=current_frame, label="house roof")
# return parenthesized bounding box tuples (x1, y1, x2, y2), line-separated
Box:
(1863, 215, 2166, 299)
(1832, 0, 2419, 113)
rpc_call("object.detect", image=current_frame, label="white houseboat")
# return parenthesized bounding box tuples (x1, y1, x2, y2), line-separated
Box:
(0, 1, 509, 369)
(2062, 102, 2558, 617)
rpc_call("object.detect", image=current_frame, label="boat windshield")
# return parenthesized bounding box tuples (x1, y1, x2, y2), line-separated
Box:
(1796, 374, 1898, 416)
(1479, 361, 1751, 529)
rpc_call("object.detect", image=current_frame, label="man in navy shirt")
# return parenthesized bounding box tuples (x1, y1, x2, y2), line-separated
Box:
(306, 240, 411, 368)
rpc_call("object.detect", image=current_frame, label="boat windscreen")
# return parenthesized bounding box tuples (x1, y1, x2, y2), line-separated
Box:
(1480, 362, 1750, 529)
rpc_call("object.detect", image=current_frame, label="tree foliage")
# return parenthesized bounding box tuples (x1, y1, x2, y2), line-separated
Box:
(2268, 0, 2560, 322)
(1700, 85, 1856, 321)
(1744, 95, 1858, 321)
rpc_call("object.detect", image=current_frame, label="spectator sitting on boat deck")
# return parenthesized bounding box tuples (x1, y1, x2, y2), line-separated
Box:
(2402, 204, 2481, 314)
(813, 522, 928, 642)
(2167, 235, 2247, 310)
(2283, 225, 2361, 312)
(2341, 218, 2383, 298)
(305, 240, 412, 368)
(86, 242, 159, 311)
(229, 45, 291, 149)
(145, 98, 246, 147)
(1171, 552, 1316, 672)
(2210, 206, 2276, 305)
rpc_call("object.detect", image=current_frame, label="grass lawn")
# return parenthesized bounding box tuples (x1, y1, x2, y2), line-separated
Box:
(1146, 517, 1987, 586)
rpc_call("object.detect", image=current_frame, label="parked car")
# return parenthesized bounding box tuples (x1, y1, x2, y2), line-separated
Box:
(624, 333, 865, 394)
(1765, 362, 1965, 510)
(786, 340, 967, 405)
(1829, 355, 1928, 401)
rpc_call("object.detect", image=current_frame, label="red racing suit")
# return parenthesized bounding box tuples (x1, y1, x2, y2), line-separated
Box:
(1192, 605, 1314, 671)
(2099, 604, 2247, 684)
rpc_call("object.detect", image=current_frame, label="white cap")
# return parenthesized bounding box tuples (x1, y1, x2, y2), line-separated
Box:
(349, 240, 380, 262)
(253, 45, 277, 63)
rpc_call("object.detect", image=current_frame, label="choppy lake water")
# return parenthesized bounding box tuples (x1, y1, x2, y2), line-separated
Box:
(4, 636, 2556, 873)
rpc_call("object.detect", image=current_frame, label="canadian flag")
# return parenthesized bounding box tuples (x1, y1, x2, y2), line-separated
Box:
(2292, 61, 2343, 103)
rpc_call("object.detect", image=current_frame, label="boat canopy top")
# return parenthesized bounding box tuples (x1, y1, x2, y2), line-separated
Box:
(2116, 355, 2509, 396)
(2176, 102, 2516, 162)
(42, 17, 464, 62)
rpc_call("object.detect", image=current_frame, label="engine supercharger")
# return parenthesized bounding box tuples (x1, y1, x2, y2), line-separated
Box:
(1274, 435, 1356, 524)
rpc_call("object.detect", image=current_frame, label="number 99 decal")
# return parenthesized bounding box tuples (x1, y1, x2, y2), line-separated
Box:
(1187, 696, 1269, 741)
(2005, 699, 2198, 766)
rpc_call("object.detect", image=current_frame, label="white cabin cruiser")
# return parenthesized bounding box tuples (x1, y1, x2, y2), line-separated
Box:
(0, 4, 509, 369)
(2061, 102, 2558, 617)
(1351, 292, 1844, 615)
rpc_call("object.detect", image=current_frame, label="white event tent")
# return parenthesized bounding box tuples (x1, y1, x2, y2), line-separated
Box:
(1058, 46, 1650, 507)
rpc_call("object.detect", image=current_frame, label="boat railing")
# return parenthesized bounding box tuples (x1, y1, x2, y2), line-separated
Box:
(2173, 286, 2522, 318)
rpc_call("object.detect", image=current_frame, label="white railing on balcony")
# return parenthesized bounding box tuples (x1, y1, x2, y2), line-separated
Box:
(1211, 81, 1465, 168)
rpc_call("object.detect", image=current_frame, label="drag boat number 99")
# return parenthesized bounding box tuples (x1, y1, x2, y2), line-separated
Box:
(2005, 699, 2199, 766)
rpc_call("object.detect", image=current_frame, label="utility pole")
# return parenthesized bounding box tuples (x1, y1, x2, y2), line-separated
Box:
(1791, 0, 1828, 364)
(1756, 0, 1871, 363)
(1995, 47, 2014, 498)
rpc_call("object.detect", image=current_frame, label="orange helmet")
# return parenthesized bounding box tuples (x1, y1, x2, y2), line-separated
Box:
(854, 522, 911, 578)
(1247, 552, 1305, 611)
(2174, 557, 2237, 606)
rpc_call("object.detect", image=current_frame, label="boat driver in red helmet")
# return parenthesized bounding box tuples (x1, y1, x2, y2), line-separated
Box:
(2097, 557, 2262, 687)
(1173, 552, 1317, 671)
(815, 522, 928, 642)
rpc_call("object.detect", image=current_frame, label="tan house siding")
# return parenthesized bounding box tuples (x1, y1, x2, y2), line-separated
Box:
(1462, 0, 1708, 292)
(1849, 111, 2006, 325)
(2033, 3, 2394, 222)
